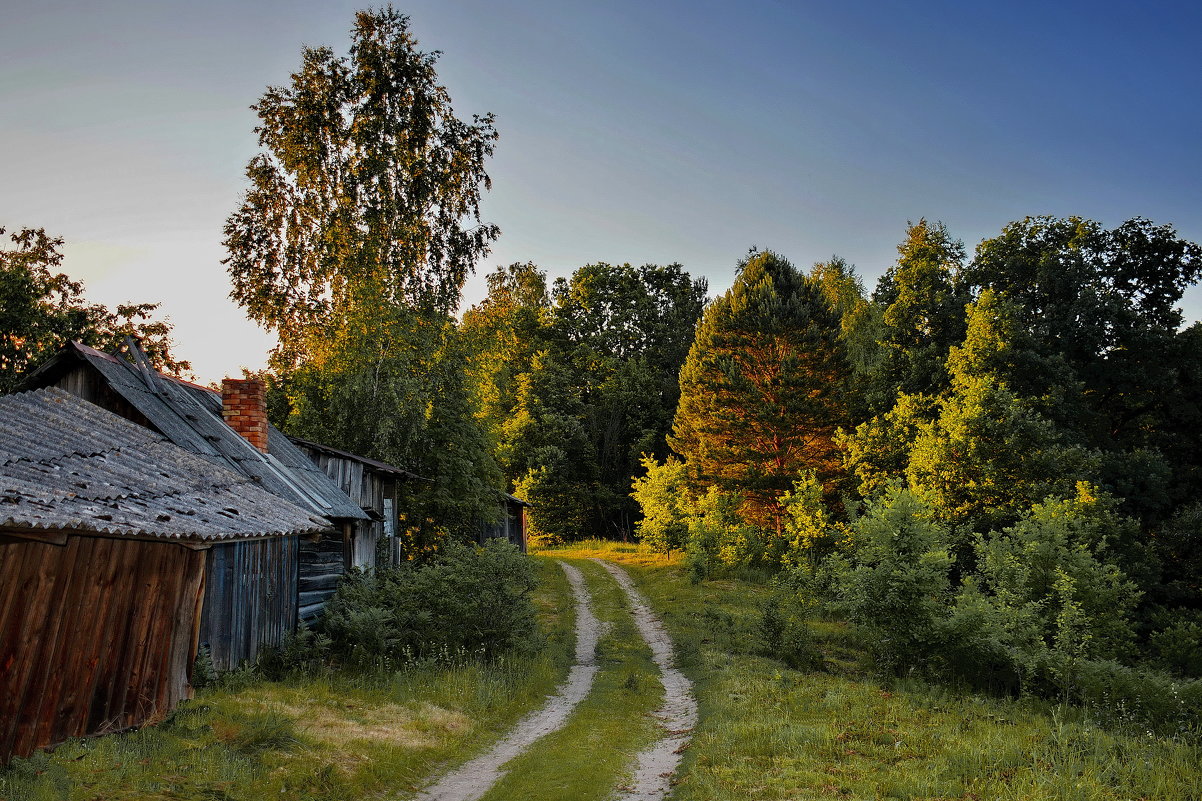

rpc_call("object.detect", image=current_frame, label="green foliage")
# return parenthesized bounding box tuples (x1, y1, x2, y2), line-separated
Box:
(779, 471, 847, 570)
(224, 7, 498, 352)
(869, 219, 969, 409)
(320, 540, 538, 666)
(966, 216, 1202, 474)
(0, 226, 188, 392)
(475, 261, 706, 541)
(973, 485, 1141, 672)
(273, 302, 501, 546)
(223, 9, 505, 540)
(630, 454, 690, 554)
(837, 486, 953, 674)
(1148, 613, 1202, 679)
(255, 622, 333, 680)
(757, 595, 820, 670)
(906, 292, 1097, 536)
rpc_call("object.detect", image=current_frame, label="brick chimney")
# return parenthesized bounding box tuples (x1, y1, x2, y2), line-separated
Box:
(221, 378, 269, 453)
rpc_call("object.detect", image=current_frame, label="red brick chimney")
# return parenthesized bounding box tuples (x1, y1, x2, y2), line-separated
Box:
(221, 378, 269, 453)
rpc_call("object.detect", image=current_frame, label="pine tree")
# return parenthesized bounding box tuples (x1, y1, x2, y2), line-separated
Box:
(670, 250, 850, 532)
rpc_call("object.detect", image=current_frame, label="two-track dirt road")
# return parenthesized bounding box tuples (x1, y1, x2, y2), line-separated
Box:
(415, 559, 695, 801)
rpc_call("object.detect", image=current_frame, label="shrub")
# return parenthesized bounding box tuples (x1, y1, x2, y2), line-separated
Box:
(974, 484, 1141, 674)
(256, 621, 332, 679)
(320, 539, 539, 667)
(1072, 659, 1202, 737)
(758, 596, 821, 671)
(631, 454, 690, 555)
(837, 485, 953, 674)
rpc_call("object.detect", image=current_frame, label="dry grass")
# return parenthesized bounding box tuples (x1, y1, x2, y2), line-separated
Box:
(246, 692, 472, 749)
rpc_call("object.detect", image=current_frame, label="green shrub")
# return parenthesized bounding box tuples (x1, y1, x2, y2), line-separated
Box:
(631, 454, 690, 554)
(837, 486, 953, 674)
(320, 539, 539, 667)
(757, 596, 821, 671)
(1149, 613, 1202, 679)
(256, 621, 333, 679)
(1072, 659, 1202, 737)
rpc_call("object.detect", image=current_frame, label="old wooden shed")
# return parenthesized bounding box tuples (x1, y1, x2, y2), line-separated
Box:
(0, 389, 324, 763)
(291, 437, 423, 577)
(21, 342, 370, 660)
(478, 492, 529, 553)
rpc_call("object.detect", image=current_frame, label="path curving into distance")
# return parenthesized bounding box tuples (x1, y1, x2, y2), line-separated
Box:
(595, 559, 698, 801)
(415, 561, 601, 801)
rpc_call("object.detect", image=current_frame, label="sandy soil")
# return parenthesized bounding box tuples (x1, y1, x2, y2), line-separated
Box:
(595, 559, 698, 801)
(415, 560, 601, 801)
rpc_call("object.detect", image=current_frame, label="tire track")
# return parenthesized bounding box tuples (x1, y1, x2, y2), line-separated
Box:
(415, 560, 600, 801)
(594, 559, 697, 800)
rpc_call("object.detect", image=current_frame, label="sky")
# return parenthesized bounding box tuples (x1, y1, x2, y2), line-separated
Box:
(3, 0, 1200, 384)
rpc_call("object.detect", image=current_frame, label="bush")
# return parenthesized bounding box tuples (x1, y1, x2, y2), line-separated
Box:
(256, 621, 332, 679)
(1072, 659, 1202, 737)
(837, 486, 953, 675)
(758, 596, 821, 671)
(320, 539, 539, 668)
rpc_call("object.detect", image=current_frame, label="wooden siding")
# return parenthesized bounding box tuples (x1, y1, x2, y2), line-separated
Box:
(300, 446, 400, 572)
(50, 364, 153, 430)
(298, 530, 347, 622)
(0, 533, 205, 763)
(197, 537, 299, 672)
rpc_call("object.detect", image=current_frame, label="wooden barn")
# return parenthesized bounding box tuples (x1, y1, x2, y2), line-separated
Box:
(21, 341, 370, 663)
(0, 388, 324, 763)
(479, 492, 529, 553)
(291, 437, 422, 579)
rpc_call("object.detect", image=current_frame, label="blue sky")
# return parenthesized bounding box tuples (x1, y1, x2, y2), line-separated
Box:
(3, 1, 1200, 382)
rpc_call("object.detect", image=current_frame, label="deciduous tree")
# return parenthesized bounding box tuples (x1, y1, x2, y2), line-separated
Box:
(1, 226, 187, 392)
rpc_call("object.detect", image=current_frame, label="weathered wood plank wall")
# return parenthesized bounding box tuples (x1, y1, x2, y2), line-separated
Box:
(197, 537, 299, 671)
(298, 531, 347, 622)
(0, 533, 205, 763)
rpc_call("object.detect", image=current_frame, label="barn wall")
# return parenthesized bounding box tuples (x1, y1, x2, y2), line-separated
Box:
(197, 536, 299, 672)
(299, 445, 396, 573)
(298, 530, 347, 622)
(0, 533, 205, 763)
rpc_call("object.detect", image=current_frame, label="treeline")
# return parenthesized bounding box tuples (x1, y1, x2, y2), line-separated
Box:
(623, 216, 1202, 726)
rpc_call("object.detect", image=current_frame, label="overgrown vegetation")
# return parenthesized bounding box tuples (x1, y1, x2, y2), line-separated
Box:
(320, 540, 539, 668)
(546, 542, 1202, 801)
(625, 218, 1202, 732)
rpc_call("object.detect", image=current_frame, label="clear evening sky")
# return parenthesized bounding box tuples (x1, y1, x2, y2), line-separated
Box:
(3, 0, 1199, 383)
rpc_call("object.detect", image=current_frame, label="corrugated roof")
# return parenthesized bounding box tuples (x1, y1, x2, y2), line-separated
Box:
(29, 344, 368, 522)
(0, 388, 328, 541)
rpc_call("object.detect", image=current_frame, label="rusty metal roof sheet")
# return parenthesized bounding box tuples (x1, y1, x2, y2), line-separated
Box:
(0, 388, 329, 541)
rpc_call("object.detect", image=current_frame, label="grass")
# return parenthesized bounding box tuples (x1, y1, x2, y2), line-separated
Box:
(480, 558, 663, 800)
(0, 557, 576, 801)
(10, 543, 1200, 800)
(545, 540, 1202, 801)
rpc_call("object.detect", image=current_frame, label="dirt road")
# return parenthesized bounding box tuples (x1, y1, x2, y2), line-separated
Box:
(414, 558, 694, 801)
(595, 559, 697, 800)
(415, 561, 600, 801)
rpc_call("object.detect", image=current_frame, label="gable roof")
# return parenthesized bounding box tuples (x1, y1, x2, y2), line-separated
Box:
(0, 388, 327, 541)
(22, 343, 368, 522)
(288, 435, 426, 480)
